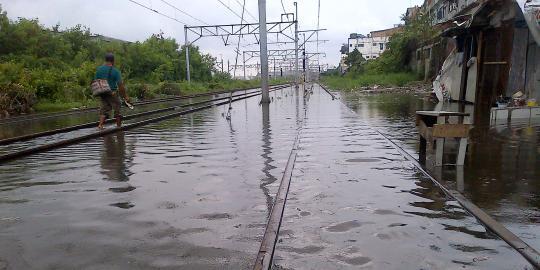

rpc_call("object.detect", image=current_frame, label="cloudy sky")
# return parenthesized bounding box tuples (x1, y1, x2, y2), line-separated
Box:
(2, 0, 424, 74)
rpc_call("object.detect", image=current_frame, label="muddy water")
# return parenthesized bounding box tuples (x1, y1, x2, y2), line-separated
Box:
(0, 89, 263, 155)
(0, 85, 536, 269)
(272, 87, 532, 269)
(0, 88, 262, 141)
(0, 87, 302, 269)
(339, 91, 540, 251)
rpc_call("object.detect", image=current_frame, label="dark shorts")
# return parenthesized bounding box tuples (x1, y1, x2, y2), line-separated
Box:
(99, 92, 121, 117)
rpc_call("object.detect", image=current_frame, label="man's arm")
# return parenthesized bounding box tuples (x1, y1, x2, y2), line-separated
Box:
(118, 82, 130, 103)
(115, 69, 130, 103)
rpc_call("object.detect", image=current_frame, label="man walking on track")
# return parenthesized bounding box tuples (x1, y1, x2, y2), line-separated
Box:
(94, 53, 131, 129)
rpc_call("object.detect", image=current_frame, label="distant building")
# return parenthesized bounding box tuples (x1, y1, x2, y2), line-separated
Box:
(339, 44, 349, 73)
(347, 26, 403, 60)
(424, 0, 478, 25)
(405, 6, 422, 23)
(89, 34, 131, 44)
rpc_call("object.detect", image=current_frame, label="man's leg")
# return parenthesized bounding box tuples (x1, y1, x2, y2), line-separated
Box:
(111, 92, 122, 127)
(98, 94, 113, 129)
(98, 115, 107, 129)
(98, 95, 112, 129)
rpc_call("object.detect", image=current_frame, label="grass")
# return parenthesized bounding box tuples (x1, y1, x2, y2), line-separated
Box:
(34, 101, 97, 113)
(321, 72, 420, 91)
(33, 78, 291, 113)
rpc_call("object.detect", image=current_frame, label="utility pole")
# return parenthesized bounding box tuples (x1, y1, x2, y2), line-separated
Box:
(303, 33, 308, 83)
(273, 58, 276, 78)
(294, 2, 299, 90)
(258, 0, 270, 103)
(184, 26, 191, 83)
(243, 52, 247, 80)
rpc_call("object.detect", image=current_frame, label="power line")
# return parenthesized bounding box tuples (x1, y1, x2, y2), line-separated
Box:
(159, 0, 210, 25)
(126, 0, 186, 25)
(233, 0, 247, 78)
(316, 0, 321, 64)
(233, 0, 258, 22)
(216, 0, 244, 21)
(280, 0, 287, 14)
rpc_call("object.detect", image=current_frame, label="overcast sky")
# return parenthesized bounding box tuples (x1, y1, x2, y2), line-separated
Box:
(2, 0, 424, 75)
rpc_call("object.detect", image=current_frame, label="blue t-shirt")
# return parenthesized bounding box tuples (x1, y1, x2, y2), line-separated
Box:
(94, 65, 122, 91)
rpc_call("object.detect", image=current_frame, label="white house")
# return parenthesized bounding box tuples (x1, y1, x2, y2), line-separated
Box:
(347, 26, 403, 60)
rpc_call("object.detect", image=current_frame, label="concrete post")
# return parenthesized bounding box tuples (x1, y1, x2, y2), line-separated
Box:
(258, 0, 270, 103)
(184, 26, 191, 83)
(243, 52, 247, 80)
(294, 2, 299, 90)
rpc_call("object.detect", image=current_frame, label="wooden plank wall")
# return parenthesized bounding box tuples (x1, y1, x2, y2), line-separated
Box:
(526, 41, 540, 101)
(506, 27, 529, 96)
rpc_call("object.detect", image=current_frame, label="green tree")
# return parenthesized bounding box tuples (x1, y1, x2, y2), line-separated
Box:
(365, 11, 437, 74)
(345, 49, 366, 73)
(0, 5, 223, 110)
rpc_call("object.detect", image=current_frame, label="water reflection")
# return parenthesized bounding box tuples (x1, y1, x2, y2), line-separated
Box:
(260, 102, 277, 215)
(340, 91, 540, 249)
(100, 132, 132, 183)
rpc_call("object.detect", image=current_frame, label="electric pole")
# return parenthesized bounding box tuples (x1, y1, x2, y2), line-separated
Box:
(184, 26, 191, 83)
(258, 0, 270, 103)
(294, 2, 299, 90)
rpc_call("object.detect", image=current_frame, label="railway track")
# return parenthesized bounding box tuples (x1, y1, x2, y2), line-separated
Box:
(253, 84, 540, 269)
(0, 84, 290, 125)
(0, 85, 287, 146)
(4, 84, 537, 269)
(0, 84, 291, 163)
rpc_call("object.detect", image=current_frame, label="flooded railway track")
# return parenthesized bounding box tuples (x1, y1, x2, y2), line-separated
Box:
(0, 84, 289, 126)
(253, 84, 540, 269)
(2, 84, 538, 270)
(0, 84, 291, 163)
(0, 85, 288, 146)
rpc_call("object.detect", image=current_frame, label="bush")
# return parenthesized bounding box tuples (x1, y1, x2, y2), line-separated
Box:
(0, 83, 37, 116)
(321, 72, 419, 90)
(126, 83, 157, 100)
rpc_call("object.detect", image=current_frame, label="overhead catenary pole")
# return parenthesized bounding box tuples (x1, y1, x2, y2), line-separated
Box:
(184, 26, 191, 83)
(303, 33, 308, 83)
(243, 52, 247, 80)
(294, 2, 299, 90)
(258, 0, 270, 103)
(273, 58, 276, 78)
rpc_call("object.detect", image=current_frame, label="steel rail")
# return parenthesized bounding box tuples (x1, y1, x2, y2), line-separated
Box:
(0, 86, 290, 164)
(377, 131, 540, 269)
(0, 85, 290, 146)
(325, 83, 540, 268)
(318, 83, 336, 100)
(254, 134, 299, 270)
(0, 84, 290, 125)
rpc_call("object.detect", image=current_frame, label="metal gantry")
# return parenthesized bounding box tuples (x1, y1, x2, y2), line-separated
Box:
(183, 0, 328, 96)
(183, 19, 297, 84)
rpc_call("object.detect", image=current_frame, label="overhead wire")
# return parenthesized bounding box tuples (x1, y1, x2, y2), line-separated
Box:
(316, 0, 321, 68)
(158, 0, 210, 25)
(216, 0, 244, 20)
(233, 0, 258, 22)
(232, 0, 247, 78)
(126, 0, 187, 24)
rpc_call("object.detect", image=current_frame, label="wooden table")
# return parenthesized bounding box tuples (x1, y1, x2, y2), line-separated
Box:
(416, 111, 471, 166)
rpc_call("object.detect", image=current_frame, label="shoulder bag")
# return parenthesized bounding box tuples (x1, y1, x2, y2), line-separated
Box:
(90, 66, 113, 96)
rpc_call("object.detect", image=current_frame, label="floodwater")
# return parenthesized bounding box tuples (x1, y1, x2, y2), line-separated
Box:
(0, 85, 536, 269)
(0, 89, 262, 155)
(339, 91, 540, 252)
(272, 87, 532, 269)
(0, 88, 262, 141)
